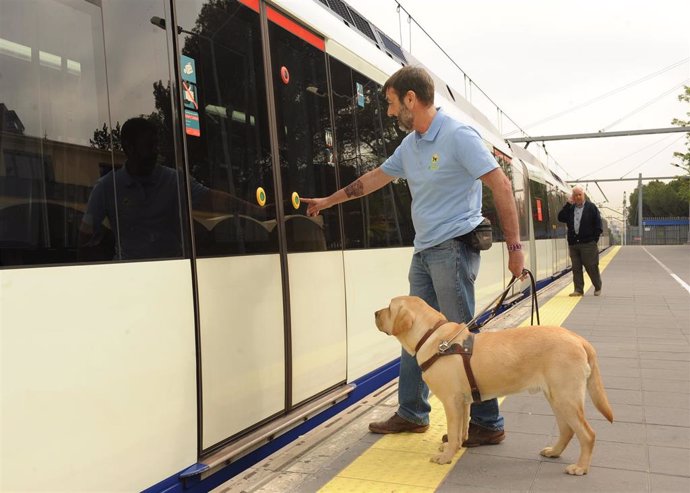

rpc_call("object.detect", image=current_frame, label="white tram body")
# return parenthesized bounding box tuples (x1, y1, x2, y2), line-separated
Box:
(0, 0, 608, 490)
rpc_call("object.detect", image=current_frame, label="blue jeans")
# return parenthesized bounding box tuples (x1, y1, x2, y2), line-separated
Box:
(397, 238, 504, 431)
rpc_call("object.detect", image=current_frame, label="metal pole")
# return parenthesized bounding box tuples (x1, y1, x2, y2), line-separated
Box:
(623, 191, 627, 246)
(638, 173, 643, 245)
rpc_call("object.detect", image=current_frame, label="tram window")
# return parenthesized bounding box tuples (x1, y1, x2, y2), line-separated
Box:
(547, 186, 564, 239)
(552, 190, 568, 239)
(329, 57, 413, 249)
(0, 0, 109, 266)
(529, 180, 550, 239)
(483, 148, 512, 242)
(176, 0, 277, 256)
(510, 162, 530, 243)
(269, 21, 340, 252)
(0, 0, 199, 266)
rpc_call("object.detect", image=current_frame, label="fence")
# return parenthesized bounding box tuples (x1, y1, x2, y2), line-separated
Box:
(626, 217, 690, 245)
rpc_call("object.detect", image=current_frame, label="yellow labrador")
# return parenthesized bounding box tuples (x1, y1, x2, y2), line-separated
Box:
(375, 295, 613, 475)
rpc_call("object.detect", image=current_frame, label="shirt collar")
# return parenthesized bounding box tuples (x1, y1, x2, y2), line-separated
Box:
(415, 107, 444, 142)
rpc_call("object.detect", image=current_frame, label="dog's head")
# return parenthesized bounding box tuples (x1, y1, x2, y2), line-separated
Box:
(375, 296, 415, 336)
(375, 296, 446, 354)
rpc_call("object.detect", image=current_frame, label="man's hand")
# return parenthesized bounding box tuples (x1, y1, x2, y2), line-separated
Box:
(301, 197, 330, 217)
(508, 250, 525, 278)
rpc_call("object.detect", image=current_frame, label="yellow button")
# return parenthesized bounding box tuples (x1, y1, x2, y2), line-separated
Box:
(291, 191, 300, 209)
(256, 187, 266, 207)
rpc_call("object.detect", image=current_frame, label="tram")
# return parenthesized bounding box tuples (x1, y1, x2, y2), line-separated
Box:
(0, 0, 609, 491)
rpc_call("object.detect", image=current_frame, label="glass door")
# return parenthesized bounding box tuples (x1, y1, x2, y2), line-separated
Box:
(267, 10, 347, 406)
(174, 0, 285, 451)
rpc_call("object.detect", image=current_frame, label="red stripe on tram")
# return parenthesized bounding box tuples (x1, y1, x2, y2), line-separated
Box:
(267, 7, 325, 51)
(237, 0, 259, 13)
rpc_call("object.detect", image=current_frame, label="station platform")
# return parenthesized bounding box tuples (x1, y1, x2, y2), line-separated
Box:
(217, 245, 690, 493)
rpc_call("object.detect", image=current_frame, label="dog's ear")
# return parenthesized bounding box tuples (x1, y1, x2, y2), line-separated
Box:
(392, 307, 413, 336)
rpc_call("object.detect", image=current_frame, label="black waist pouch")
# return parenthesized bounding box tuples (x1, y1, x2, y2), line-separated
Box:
(458, 217, 493, 251)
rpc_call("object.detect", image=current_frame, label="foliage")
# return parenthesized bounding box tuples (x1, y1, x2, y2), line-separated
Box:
(89, 121, 121, 151)
(671, 85, 690, 173)
(627, 178, 689, 223)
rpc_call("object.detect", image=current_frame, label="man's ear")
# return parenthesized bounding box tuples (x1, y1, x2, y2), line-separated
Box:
(392, 307, 413, 336)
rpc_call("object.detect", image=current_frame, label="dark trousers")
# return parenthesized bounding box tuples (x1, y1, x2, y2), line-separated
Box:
(569, 241, 602, 293)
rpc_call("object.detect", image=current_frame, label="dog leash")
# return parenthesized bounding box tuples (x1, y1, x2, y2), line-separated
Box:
(438, 269, 540, 352)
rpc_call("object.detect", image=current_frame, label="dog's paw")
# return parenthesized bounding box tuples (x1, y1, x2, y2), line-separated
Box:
(430, 453, 454, 464)
(565, 464, 588, 476)
(540, 446, 561, 458)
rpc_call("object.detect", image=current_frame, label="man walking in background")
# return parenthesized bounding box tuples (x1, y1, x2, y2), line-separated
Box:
(558, 186, 603, 296)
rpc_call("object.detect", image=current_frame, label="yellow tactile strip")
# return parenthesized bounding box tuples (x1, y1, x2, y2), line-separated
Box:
(318, 394, 466, 492)
(319, 246, 621, 492)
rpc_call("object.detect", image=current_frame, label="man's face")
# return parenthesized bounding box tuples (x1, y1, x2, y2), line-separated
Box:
(133, 130, 159, 172)
(386, 88, 414, 132)
(572, 189, 585, 205)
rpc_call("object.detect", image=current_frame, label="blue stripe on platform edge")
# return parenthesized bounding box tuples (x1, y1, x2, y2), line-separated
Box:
(142, 359, 401, 493)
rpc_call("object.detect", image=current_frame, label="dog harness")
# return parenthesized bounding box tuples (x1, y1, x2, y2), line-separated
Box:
(416, 322, 482, 403)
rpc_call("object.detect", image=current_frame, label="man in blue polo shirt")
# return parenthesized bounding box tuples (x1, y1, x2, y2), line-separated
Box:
(302, 66, 524, 447)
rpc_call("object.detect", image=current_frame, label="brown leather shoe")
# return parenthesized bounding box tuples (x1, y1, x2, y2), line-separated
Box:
(368, 413, 429, 434)
(569, 291, 583, 297)
(442, 423, 505, 447)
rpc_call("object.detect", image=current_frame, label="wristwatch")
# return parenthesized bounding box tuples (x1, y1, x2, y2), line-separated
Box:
(506, 243, 522, 252)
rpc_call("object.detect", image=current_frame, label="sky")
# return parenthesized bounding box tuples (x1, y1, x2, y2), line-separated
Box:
(346, 0, 690, 225)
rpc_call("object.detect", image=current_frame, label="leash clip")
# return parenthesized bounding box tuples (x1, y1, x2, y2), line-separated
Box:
(438, 340, 450, 352)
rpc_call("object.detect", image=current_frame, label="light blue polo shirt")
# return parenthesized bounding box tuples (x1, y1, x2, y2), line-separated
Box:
(83, 164, 208, 259)
(381, 109, 498, 252)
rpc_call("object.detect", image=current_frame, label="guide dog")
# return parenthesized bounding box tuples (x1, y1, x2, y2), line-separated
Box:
(375, 295, 613, 475)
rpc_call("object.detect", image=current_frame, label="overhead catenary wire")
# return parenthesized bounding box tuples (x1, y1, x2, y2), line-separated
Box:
(576, 133, 680, 180)
(504, 57, 690, 136)
(598, 79, 690, 132)
(620, 135, 685, 178)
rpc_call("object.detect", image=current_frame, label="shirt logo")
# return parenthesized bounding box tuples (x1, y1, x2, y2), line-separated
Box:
(429, 153, 440, 170)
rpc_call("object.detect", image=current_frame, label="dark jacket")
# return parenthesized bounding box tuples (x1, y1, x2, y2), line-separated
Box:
(557, 201, 602, 246)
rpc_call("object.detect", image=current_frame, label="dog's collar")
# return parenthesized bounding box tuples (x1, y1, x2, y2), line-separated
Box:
(414, 319, 448, 354)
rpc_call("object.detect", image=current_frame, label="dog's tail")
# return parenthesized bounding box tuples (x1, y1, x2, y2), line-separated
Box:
(584, 340, 614, 423)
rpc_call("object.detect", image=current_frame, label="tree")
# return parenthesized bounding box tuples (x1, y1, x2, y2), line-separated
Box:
(671, 85, 690, 173)
(89, 121, 121, 151)
(627, 178, 689, 224)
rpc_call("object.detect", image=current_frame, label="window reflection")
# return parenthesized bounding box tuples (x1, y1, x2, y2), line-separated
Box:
(269, 21, 338, 252)
(530, 179, 550, 239)
(509, 162, 530, 243)
(176, 0, 277, 256)
(329, 57, 413, 249)
(0, 0, 110, 266)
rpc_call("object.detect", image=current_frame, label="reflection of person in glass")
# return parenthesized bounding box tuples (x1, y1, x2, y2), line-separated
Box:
(80, 117, 260, 259)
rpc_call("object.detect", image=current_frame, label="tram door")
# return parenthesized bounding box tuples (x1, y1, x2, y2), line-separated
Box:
(175, 0, 345, 452)
(266, 10, 347, 407)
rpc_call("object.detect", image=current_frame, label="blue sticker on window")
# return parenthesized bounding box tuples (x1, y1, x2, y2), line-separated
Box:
(356, 82, 364, 108)
(181, 55, 196, 84)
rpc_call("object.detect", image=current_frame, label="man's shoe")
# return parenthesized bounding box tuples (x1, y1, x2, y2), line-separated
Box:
(441, 423, 505, 447)
(569, 291, 583, 297)
(369, 413, 429, 434)
(594, 290, 601, 296)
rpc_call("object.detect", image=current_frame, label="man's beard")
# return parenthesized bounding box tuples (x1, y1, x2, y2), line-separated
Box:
(397, 105, 414, 132)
